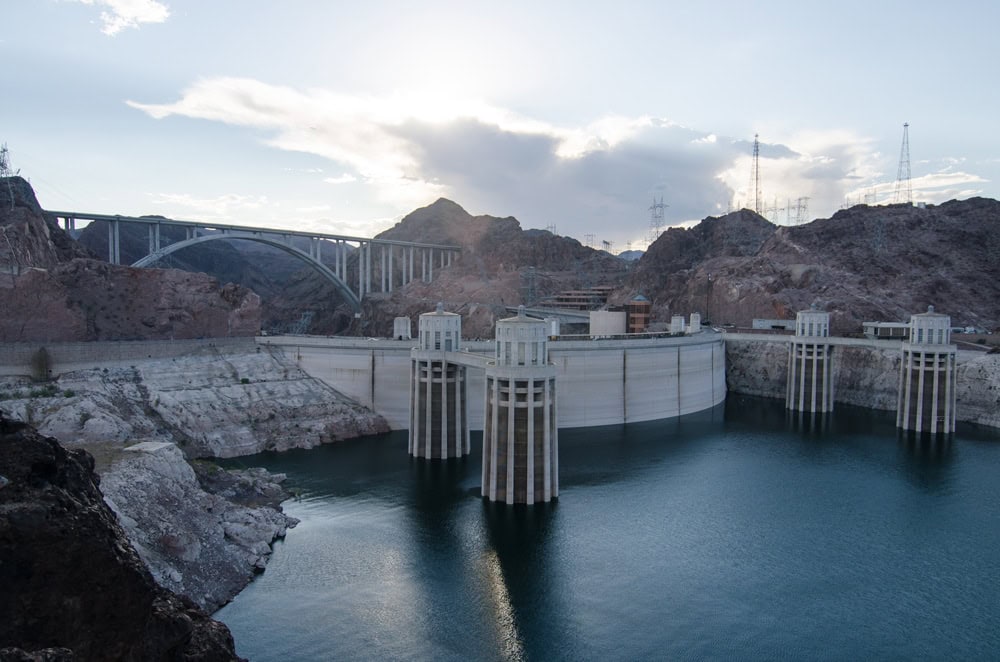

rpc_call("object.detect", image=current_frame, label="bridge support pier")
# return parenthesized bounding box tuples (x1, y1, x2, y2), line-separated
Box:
(482, 306, 558, 504)
(107, 218, 121, 264)
(409, 303, 469, 459)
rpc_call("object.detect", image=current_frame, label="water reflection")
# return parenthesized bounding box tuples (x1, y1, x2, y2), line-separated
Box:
(896, 431, 955, 495)
(480, 501, 562, 661)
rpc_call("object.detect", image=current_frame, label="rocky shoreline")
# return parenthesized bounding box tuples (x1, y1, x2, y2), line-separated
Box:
(0, 415, 243, 660)
(725, 339, 1000, 428)
(0, 343, 389, 622)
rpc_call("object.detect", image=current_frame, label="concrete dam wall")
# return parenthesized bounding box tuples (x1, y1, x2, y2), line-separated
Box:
(263, 333, 728, 430)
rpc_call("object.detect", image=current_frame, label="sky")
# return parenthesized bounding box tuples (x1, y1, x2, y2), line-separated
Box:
(4, 1, 999, 250)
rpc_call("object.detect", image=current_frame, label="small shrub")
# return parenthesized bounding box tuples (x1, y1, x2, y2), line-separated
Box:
(63, 389, 75, 398)
(240, 377, 250, 385)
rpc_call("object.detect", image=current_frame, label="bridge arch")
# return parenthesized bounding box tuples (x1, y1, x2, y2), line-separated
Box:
(131, 232, 362, 312)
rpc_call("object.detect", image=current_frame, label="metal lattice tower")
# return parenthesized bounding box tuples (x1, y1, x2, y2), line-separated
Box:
(795, 197, 810, 224)
(749, 134, 762, 215)
(647, 196, 667, 244)
(893, 122, 912, 205)
(1, 143, 19, 210)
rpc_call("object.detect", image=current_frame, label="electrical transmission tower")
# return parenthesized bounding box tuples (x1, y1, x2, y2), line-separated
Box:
(584, 233, 596, 248)
(545, 223, 558, 235)
(647, 196, 667, 244)
(794, 197, 810, 224)
(749, 133, 762, 214)
(1, 143, 19, 210)
(893, 122, 912, 205)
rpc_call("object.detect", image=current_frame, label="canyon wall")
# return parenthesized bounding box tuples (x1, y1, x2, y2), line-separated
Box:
(726, 337, 1000, 428)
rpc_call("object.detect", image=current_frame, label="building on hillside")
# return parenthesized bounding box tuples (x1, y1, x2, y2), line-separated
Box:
(589, 310, 626, 336)
(393, 316, 412, 340)
(626, 295, 651, 333)
(862, 321, 909, 340)
(753, 318, 796, 331)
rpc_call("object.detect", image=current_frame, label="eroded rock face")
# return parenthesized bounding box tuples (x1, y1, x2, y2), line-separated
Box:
(0, 176, 90, 275)
(725, 340, 1000, 427)
(628, 201, 1000, 333)
(0, 415, 242, 661)
(0, 259, 262, 343)
(0, 346, 389, 458)
(100, 442, 298, 613)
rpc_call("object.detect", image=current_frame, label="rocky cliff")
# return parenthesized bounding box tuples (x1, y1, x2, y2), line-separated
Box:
(725, 339, 1000, 428)
(0, 177, 262, 342)
(101, 442, 297, 613)
(0, 415, 242, 661)
(628, 200, 1000, 333)
(0, 345, 389, 458)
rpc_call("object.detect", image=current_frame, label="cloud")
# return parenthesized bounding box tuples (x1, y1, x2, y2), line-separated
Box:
(148, 192, 268, 221)
(74, 0, 170, 35)
(128, 77, 986, 246)
(324, 174, 358, 185)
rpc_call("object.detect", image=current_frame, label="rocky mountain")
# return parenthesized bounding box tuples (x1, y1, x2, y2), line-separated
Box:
(0, 177, 262, 342)
(0, 414, 242, 660)
(626, 200, 1000, 333)
(353, 198, 628, 338)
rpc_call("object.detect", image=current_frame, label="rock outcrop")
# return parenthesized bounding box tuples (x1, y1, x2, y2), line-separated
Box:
(0, 176, 262, 343)
(0, 176, 90, 276)
(0, 345, 389, 458)
(100, 442, 297, 612)
(0, 414, 242, 661)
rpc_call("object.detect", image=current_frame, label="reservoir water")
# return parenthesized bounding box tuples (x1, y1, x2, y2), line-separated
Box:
(217, 396, 1000, 661)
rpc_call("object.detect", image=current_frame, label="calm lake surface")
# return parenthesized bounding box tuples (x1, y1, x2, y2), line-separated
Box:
(217, 396, 1000, 661)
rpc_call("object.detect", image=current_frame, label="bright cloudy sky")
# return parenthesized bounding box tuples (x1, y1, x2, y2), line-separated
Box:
(4, 1, 999, 249)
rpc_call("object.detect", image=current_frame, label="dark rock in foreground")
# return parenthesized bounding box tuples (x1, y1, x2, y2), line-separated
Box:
(0, 414, 242, 661)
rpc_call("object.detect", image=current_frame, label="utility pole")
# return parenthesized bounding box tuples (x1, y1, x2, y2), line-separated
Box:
(893, 123, 912, 205)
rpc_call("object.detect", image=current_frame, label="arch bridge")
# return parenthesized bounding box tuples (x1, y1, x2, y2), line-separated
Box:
(48, 211, 461, 313)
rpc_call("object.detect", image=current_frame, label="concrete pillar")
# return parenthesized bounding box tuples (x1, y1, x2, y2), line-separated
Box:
(408, 303, 468, 459)
(108, 219, 121, 265)
(388, 245, 394, 293)
(786, 305, 834, 413)
(358, 242, 365, 300)
(897, 306, 956, 435)
(482, 306, 558, 504)
(380, 244, 386, 293)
